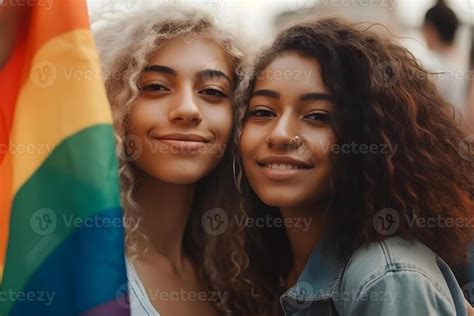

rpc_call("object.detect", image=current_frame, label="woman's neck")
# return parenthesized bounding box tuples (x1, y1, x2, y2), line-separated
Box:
(132, 170, 196, 269)
(281, 203, 327, 286)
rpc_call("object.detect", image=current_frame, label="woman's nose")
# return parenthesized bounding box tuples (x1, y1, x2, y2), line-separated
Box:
(168, 88, 203, 125)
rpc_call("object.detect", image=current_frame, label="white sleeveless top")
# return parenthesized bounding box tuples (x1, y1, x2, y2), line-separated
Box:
(125, 257, 161, 316)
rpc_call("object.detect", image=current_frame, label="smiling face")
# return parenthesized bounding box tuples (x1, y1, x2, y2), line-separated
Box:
(128, 34, 233, 184)
(240, 52, 337, 209)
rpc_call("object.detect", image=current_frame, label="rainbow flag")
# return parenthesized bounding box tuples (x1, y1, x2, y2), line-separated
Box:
(0, 1, 129, 315)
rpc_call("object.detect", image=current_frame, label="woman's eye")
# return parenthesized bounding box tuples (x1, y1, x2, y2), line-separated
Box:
(247, 109, 275, 117)
(142, 83, 170, 92)
(305, 111, 330, 123)
(200, 88, 227, 97)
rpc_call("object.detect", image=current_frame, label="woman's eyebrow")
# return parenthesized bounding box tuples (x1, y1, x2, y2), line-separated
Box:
(250, 90, 332, 101)
(196, 69, 232, 86)
(143, 64, 177, 76)
(299, 92, 333, 102)
(251, 89, 280, 99)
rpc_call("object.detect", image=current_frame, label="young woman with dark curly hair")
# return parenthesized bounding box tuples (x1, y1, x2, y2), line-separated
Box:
(234, 18, 474, 315)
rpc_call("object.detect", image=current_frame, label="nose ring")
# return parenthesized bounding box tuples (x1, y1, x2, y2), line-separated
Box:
(289, 135, 302, 147)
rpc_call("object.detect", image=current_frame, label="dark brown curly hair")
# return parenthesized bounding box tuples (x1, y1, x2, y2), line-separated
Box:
(233, 18, 474, 314)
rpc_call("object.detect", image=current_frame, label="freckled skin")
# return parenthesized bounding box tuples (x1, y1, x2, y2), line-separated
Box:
(241, 53, 337, 209)
(129, 34, 233, 184)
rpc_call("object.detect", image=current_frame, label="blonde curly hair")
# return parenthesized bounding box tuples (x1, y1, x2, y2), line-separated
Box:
(94, 7, 263, 314)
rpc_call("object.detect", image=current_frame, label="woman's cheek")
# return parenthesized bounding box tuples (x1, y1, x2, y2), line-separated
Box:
(240, 125, 257, 157)
(310, 129, 336, 161)
(207, 104, 233, 143)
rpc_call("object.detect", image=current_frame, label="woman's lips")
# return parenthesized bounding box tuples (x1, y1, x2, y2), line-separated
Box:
(157, 139, 207, 152)
(158, 133, 210, 142)
(257, 162, 313, 180)
(150, 132, 212, 153)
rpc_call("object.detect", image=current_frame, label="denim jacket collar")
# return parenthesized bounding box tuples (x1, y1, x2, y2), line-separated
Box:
(280, 235, 348, 306)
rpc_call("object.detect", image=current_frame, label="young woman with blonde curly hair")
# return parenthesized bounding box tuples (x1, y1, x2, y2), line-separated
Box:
(234, 18, 474, 315)
(94, 7, 260, 316)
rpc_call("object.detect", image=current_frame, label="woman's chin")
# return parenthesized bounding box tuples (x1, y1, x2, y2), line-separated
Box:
(136, 164, 212, 184)
(259, 192, 305, 209)
(155, 168, 213, 184)
(155, 170, 209, 184)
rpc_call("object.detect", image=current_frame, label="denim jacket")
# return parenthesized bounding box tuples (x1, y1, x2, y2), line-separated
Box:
(280, 236, 467, 315)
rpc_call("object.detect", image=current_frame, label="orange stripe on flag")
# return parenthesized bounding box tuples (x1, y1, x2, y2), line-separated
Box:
(24, 0, 90, 81)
